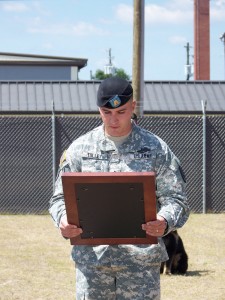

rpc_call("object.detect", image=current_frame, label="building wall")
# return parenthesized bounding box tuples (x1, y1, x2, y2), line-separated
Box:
(0, 65, 77, 80)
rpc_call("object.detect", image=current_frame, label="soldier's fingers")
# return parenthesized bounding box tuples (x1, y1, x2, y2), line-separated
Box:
(60, 227, 82, 238)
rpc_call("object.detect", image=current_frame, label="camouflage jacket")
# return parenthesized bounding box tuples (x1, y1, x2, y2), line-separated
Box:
(49, 123, 189, 266)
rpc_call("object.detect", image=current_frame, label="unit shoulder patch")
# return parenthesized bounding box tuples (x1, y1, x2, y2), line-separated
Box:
(59, 150, 67, 168)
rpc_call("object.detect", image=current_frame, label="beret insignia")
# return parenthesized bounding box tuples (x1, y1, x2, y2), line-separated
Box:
(108, 95, 121, 108)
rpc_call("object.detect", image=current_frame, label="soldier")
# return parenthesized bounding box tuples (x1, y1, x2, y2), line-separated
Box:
(49, 77, 189, 300)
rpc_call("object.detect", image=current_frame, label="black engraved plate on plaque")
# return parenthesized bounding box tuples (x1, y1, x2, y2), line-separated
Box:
(75, 183, 145, 239)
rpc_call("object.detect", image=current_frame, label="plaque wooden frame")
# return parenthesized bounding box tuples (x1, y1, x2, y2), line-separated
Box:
(62, 172, 157, 245)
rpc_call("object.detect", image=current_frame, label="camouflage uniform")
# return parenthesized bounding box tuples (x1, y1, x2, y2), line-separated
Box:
(49, 122, 189, 300)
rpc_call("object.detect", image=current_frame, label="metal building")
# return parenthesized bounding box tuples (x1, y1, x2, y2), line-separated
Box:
(0, 52, 87, 81)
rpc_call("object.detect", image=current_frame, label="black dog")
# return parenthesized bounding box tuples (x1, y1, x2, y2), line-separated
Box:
(160, 230, 188, 275)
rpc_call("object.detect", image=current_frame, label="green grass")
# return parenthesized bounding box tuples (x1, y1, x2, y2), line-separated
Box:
(0, 214, 224, 300)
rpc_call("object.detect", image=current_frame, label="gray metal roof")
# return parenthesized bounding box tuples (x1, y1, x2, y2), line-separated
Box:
(0, 80, 224, 113)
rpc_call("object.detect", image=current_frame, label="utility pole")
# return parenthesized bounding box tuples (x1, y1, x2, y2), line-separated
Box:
(104, 48, 115, 76)
(132, 0, 145, 117)
(108, 48, 112, 65)
(184, 42, 193, 80)
(220, 33, 225, 79)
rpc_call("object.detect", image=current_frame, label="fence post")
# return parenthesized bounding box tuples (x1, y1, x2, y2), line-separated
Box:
(52, 99, 56, 192)
(201, 99, 207, 213)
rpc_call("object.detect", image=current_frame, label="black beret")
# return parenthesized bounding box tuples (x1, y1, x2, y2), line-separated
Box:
(97, 77, 133, 109)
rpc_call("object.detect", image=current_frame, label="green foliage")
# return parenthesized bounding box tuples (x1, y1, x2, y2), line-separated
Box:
(114, 68, 130, 80)
(93, 69, 110, 80)
(93, 68, 130, 80)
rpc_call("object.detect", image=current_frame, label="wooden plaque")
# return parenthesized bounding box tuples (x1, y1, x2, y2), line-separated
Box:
(62, 172, 157, 245)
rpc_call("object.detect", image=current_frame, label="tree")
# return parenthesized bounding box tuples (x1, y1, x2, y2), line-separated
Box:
(93, 68, 130, 80)
(93, 69, 110, 80)
(114, 68, 130, 80)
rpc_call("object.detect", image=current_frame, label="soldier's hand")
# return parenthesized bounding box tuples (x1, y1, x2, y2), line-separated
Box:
(142, 215, 167, 237)
(59, 215, 83, 238)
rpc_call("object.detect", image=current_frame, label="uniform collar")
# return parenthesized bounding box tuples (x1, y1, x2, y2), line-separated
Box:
(97, 123, 140, 152)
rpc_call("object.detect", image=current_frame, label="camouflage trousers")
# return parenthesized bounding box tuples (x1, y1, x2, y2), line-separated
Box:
(75, 262, 161, 300)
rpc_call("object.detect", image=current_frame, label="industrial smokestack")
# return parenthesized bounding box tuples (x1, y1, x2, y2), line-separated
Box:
(194, 0, 210, 80)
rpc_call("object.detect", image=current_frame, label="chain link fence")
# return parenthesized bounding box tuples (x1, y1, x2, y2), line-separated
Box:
(1, 114, 224, 214)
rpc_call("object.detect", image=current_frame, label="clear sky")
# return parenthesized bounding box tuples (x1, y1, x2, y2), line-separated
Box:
(0, 0, 224, 81)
